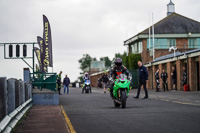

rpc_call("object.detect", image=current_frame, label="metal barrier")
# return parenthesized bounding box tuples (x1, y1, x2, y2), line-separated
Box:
(0, 77, 33, 133)
(29, 72, 57, 91)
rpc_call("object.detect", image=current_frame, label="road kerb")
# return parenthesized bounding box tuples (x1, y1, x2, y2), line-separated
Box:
(60, 105, 76, 133)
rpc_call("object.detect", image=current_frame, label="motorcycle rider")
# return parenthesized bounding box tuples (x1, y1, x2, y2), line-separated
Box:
(82, 72, 91, 93)
(83, 72, 90, 81)
(108, 57, 131, 98)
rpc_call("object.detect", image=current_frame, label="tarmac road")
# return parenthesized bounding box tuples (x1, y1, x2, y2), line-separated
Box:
(60, 88, 200, 133)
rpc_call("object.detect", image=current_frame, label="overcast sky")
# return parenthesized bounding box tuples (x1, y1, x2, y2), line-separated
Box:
(0, 0, 200, 82)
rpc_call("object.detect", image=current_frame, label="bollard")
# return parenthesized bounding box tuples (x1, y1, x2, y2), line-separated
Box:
(20, 81, 25, 104)
(7, 78, 15, 114)
(0, 77, 8, 121)
(15, 80, 20, 108)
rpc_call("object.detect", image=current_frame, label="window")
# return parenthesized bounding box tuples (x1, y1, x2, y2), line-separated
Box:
(138, 41, 143, 53)
(147, 39, 153, 50)
(156, 39, 168, 49)
(188, 38, 196, 48)
(197, 38, 200, 48)
(131, 42, 138, 53)
(147, 39, 168, 49)
(168, 39, 176, 47)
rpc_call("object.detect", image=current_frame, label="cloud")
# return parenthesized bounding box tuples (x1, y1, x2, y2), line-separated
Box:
(0, 0, 200, 82)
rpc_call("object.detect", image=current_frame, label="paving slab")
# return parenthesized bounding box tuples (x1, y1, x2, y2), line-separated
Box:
(14, 106, 68, 133)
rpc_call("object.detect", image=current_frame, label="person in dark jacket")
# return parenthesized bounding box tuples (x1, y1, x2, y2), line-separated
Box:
(134, 61, 149, 99)
(155, 69, 160, 92)
(57, 71, 62, 95)
(182, 66, 187, 86)
(161, 69, 168, 91)
(171, 66, 177, 91)
(63, 75, 70, 94)
(102, 72, 109, 93)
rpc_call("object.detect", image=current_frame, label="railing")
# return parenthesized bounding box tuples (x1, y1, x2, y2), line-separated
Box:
(29, 72, 57, 91)
(0, 77, 33, 132)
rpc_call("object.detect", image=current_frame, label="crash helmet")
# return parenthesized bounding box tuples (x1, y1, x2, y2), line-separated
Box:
(85, 72, 88, 77)
(114, 58, 122, 68)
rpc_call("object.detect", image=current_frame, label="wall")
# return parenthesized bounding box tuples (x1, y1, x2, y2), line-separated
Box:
(139, 38, 195, 64)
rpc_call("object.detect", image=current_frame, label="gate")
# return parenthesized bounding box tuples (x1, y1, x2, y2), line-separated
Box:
(129, 69, 139, 89)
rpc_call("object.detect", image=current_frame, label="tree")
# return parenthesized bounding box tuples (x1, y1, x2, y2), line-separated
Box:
(128, 54, 142, 70)
(100, 56, 112, 68)
(114, 52, 141, 70)
(78, 54, 92, 71)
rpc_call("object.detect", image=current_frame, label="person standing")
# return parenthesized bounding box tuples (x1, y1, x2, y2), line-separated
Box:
(155, 69, 160, 92)
(57, 71, 62, 95)
(63, 75, 70, 94)
(182, 66, 187, 86)
(171, 66, 177, 91)
(102, 72, 109, 93)
(134, 61, 149, 99)
(161, 69, 168, 91)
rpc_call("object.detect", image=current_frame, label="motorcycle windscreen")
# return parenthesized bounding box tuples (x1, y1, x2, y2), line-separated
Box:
(85, 80, 90, 84)
(117, 74, 127, 80)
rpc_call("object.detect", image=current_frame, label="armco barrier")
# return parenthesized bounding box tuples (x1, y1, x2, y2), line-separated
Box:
(0, 99, 32, 133)
(0, 77, 33, 133)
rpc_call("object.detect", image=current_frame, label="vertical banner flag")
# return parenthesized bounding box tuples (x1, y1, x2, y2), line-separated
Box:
(37, 36, 48, 73)
(34, 47, 42, 71)
(43, 15, 53, 67)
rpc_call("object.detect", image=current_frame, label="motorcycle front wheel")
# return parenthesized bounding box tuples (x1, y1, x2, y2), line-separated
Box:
(121, 91, 126, 108)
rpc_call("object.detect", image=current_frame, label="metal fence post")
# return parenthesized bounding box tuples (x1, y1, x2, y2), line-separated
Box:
(0, 77, 7, 121)
(7, 79, 15, 114)
(15, 80, 20, 108)
(20, 81, 25, 104)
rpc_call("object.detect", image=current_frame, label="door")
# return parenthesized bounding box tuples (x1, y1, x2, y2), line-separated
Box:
(197, 62, 199, 91)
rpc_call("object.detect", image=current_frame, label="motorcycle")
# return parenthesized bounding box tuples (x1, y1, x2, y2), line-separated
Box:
(109, 74, 132, 108)
(82, 80, 92, 93)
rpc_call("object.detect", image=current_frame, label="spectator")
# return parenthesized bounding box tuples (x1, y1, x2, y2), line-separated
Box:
(102, 72, 109, 93)
(171, 66, 177, 91)
(155, 69, 160, 92)
(134, 61, 149, 99)
(57, 71, 62, 95)
(182, 66, 187, 86)
(63, 75, 70, 94)
(161, 69, 168, 91)
(97, 78, 102, 88)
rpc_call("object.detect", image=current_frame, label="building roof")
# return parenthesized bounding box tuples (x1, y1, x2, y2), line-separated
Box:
(152, 49, 200, 63)
(124, 13, 200, 45)
(140, 13, 200, 34)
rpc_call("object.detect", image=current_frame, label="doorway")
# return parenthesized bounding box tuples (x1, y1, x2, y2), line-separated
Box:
(197, 62, 199, 91)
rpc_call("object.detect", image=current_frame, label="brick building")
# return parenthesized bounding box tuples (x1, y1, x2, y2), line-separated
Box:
(124, 0, 200, 91)
(124, 1, 200, 64)
(145, 49, 200, 91)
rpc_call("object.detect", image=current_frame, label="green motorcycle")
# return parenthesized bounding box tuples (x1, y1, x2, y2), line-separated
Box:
(110, 74, 132, 108)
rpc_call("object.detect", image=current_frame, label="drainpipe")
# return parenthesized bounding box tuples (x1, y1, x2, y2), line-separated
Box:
(187, 55, 189, 86)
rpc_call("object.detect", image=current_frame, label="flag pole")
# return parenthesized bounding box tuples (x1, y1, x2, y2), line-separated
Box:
(152, 13, 155, 61)
(149, 13, 151, 51)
